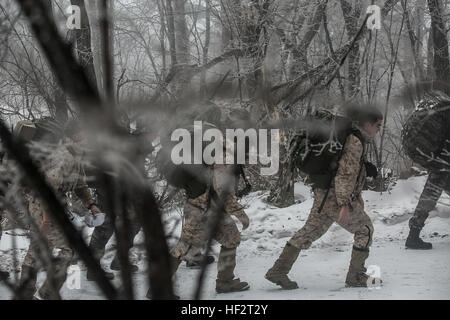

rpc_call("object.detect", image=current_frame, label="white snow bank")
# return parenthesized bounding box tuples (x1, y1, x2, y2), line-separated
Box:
(1, 175, 449, 299)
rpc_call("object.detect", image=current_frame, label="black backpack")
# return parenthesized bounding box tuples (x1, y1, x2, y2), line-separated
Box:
(402, 91, 450, 171)
(156, 122, 251, 199)
(156, 122, 217, 199)
(291, 109, 363, 189)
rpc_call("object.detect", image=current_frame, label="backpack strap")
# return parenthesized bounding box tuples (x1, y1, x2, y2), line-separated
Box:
(317, 129, 365, 214)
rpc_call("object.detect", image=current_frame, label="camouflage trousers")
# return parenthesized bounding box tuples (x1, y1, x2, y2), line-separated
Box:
(409, 171, 450, 230)
(289, 188, 374, 250)
(171, 202, 241, 261)
(21, 197, 73, 298)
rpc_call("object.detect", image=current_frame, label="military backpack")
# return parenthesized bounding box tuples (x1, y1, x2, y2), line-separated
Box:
(290, 108, 364, 189)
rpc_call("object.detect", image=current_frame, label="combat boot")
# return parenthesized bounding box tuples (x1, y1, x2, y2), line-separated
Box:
(265, 243, 300, 290)
(405, 227, 432, 250)
(88, 230, 115, 280)
(345, 247, 381, 287)
(215, 247, 249, 294)
(17, 265, 37, 300)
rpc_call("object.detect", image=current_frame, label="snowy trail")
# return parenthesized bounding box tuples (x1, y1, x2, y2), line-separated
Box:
(1, 175, 450, 299)
(2, 236, 448, 300)
(173, 239, 450, 300)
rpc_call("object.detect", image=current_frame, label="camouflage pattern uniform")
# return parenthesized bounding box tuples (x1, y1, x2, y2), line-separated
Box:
(171, 188, 243, 259)
(402, 91, 450, 248)
(169, 161, 249, 293)
(20, 143, 94, 299)
(266, 128, 376, 289)
(289, 133, 373, 250)
(409, 171, 450, 231)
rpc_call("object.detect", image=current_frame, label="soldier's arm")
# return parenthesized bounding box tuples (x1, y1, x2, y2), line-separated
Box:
(334, 134, 363, 207)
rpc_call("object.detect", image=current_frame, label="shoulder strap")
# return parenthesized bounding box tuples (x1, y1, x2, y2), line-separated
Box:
(317, 129, 364, 214)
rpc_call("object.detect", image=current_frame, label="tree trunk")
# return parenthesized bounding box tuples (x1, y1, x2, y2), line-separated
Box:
(340, 0, 362, 99)
(268, 140, 295, 208)
(42, 0, 69, 122)
(290, 0, 327, 77)
(156, 0, 167, 76)
(173, 0, 190, 65)
(71, 0, 98, 92)
(200, 0, 211, 98)
(427, 0, 450, 95)
(166, 0, 177, 66)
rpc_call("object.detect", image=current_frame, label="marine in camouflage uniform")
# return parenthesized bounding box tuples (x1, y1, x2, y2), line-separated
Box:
(266, 106, 383, 289)
(86, 130, 157, 279)
(169, 160, 250, 295)
(19, 139, 100, 300)
(86, 185, 141, 280)
(402, 91, 450, 249)
(146, 160, 250, 298)
(406, 172, 450, 249)
(145, 105, 251, 298)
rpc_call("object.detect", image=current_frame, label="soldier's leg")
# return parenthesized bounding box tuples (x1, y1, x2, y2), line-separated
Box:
(184, 246, 215, 268)
(406, 172, 447, 249)
(265, 189, 335, 289)
(334, 201, 376, 287)
(38, 226, 74, 300)
(170, 203, 205, 268)
(409, 172, 445, 229)
(214, 214, 249, 293)
(17, 198, 42, 299)
(17, 239, 39, 300)
(89, 213, 114, 260)
(110, 215, 141, 272)
(87, 212, 115, 280)
(88, 186, 115, 261)
(146, 203, 202, 300)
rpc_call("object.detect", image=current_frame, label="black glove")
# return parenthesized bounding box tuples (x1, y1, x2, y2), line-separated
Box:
(365, 161, 378, 178)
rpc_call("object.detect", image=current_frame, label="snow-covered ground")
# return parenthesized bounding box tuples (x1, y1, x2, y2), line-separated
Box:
(1, 175, 449, 299)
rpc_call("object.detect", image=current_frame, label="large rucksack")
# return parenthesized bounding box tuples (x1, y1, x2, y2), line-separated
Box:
(290, 108, 363, 189)
(13, 117, 64, 144)
(402, 91, 450, 171)
(156, 122, 218, 199)
(156, 122, 251, 199)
